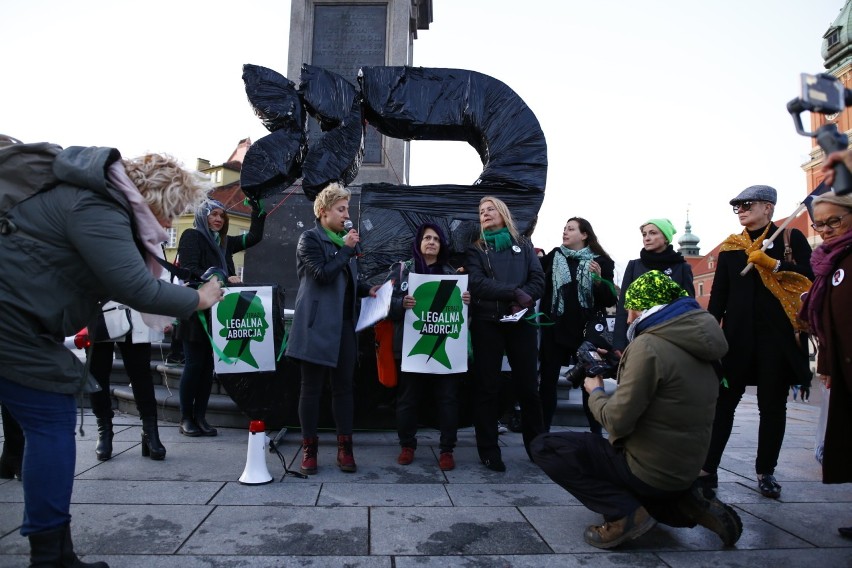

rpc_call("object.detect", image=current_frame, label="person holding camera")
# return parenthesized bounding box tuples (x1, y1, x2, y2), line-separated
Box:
(538, 217, 617, 434)
(613, 218, 695, 353)
(175, 197, 266, 437)
(0, 137, 222, 567)
(466, 196, 545, 472)
(697, 185, 812, 500)
(531, 270, 742, 549)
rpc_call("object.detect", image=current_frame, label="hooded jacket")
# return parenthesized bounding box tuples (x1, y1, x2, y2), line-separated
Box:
(0, 146, 199, 394)
(587, 297, 728, 491)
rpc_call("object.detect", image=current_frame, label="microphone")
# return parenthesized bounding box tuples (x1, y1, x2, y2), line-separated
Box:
(343, 220, 362, 256)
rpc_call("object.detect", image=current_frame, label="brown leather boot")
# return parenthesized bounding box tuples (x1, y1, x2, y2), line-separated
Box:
(300, 437, 318, 475)
(336, 435, 356, 473)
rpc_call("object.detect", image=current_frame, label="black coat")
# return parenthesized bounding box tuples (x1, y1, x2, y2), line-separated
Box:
(708, 223, 813, 387)
(175, 209, 266, 342)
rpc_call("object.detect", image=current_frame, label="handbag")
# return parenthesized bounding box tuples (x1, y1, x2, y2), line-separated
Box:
(374, 319, 397, 388)
(583, 309, 614, 347)
(91, 301, 133, 342)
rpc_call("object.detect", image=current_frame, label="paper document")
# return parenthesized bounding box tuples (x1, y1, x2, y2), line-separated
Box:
(500, 307, 528, 323)
(355, 280, 394, 331)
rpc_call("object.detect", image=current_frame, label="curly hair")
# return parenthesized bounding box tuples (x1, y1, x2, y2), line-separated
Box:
(313, 181, 351, 219)
(123, 153, 211, 222)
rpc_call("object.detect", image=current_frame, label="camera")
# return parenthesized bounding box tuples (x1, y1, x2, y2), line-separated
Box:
(788, 72, 852, 195)
(564, 340, 619, 389)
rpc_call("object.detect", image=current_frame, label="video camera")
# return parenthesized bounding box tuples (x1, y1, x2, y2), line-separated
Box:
(788, 73, 852, 195)
(564, 340, 620, 389)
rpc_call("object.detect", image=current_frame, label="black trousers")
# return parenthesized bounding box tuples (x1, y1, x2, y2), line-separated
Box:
(89, 338, 157, 420)
(396, 369, 459, 453)
(703, 333, 790, 476)
(539, 328, 602, 434)
(471, 319, 545, 458)
(531, 432, 695, 526)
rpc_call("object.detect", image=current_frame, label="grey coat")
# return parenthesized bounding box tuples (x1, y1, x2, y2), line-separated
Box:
(286, 222, 370, 367)
(0, 146, 200, 395)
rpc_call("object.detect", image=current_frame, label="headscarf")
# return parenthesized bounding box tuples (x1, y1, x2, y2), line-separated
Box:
(551, 246, 595, 314)
(412, 222, 450, 274)
(624, 269, 688, 311)
(800, 192, 852, 343)
(193, 199, 229, 271)
(720, 224, 811, 330)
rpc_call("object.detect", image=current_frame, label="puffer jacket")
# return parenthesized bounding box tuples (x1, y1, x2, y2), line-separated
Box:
(587, 297, 728, 491)
(465, 236, 544, 321)
(0, 145, 200, 394)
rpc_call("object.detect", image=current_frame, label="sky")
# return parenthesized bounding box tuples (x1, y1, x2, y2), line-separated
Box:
(2, 0, 846, 283)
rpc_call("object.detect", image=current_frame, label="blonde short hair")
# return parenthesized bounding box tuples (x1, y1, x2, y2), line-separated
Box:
(123, 154, 211, 222)
(313, 181, 351, 218)
(479, 195, 519, 241)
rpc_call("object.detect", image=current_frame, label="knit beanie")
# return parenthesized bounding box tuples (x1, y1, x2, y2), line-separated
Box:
(624, 270, 688, 310)
(642, 218, 676, 244)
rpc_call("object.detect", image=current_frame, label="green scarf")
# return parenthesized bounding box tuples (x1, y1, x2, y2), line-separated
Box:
(482, 227, 512, 252)
(322, 225, 346, 247)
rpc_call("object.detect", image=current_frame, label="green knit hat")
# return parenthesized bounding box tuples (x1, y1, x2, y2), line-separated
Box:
(642, 218, 676, 244)
(624, 270, 688, 311)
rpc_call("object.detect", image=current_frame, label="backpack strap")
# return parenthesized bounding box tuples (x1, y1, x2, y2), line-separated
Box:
(782, 228, 793, 263)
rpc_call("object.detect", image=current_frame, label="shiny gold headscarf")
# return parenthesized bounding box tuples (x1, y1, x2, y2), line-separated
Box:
(720, 225, 811, 331)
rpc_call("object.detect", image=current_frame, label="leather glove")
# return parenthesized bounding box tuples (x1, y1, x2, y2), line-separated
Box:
(514, 288, 533, 308)
(748, 250, 778, 271)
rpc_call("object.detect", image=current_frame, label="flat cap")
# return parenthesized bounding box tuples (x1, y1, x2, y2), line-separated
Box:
(729, 185, 777, 205)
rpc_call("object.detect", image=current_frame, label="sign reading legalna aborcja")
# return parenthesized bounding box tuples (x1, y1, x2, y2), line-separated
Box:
(401, 274, 468, 374)
(212, 286, 275, 373)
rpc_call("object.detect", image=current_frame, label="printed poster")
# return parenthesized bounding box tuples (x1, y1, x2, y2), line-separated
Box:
(401, 273, 468, 375)
(212, 286, 275, 374)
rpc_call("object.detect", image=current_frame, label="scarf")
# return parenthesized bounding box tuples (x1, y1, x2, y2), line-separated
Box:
(413, 222, 451, 274)
(720, 224, 811, 330)
(482, 227, 512, 252)
(800, 228, 852, 344)
(322, 225, 346, 247)
(639, 245, 685, 273)
(107, 162, 172, 331)
(551, 246, 595, 314)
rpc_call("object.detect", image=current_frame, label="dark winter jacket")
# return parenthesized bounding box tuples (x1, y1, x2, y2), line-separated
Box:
(465, 236, 544, 321)
(0, 146, 199, 394)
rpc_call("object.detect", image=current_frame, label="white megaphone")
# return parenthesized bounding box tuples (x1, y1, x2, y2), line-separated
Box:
(239, 420, 273, 485)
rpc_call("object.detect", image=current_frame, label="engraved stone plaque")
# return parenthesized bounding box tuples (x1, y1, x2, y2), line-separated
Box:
(312, 4, 387, 164)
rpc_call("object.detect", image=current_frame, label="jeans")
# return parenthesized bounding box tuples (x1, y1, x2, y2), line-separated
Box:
(396, 369, 459, 453)
(89, 338, 157, 420)
(0, 376, 77, 535)
(179, 339, 214, 419)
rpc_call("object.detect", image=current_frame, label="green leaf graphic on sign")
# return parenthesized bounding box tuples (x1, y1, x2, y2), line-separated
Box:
(407, 279, 464, 369)
(216, 291, 269, 368)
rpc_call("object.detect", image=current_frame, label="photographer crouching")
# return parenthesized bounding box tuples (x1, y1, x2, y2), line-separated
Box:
(530, 270, 742, 549)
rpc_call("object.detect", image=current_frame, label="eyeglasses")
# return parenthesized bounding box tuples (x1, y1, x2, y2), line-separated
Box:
(732, 201, 766, 214)
(811, 212, 851, 231)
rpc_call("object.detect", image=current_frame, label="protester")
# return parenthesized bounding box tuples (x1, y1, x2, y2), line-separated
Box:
(698, 185, 813, 500)
(466, 196, 546, 472)
(175, 197, 266, 437)
(0, 137, 221, 567)
(613, 218, 695, 353)
(538, 217, 617, 433)
(531, 270, 742, 549)
(88, 308, 168, 461)
(287, 182, 378, 475)
(798, 182, 852, 539)
(386, 223, 470, 471)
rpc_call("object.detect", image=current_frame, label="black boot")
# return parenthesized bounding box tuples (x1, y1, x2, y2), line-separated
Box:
(1, 404, 24, 480)
(94, 417, 113, 461)
(28, 523, 109, 567)
(140, 416, 166, 460)
(179, 417, 201, 437)
(194, 416, 218, 437)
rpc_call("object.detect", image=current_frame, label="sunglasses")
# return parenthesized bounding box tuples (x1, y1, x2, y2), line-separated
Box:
(732, 201, 766, 214)
(811, 212, 850, 231)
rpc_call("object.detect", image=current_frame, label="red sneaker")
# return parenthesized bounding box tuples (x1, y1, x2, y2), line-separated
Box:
(397, 447, 415, 465)
(439, 452, 455, 471)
